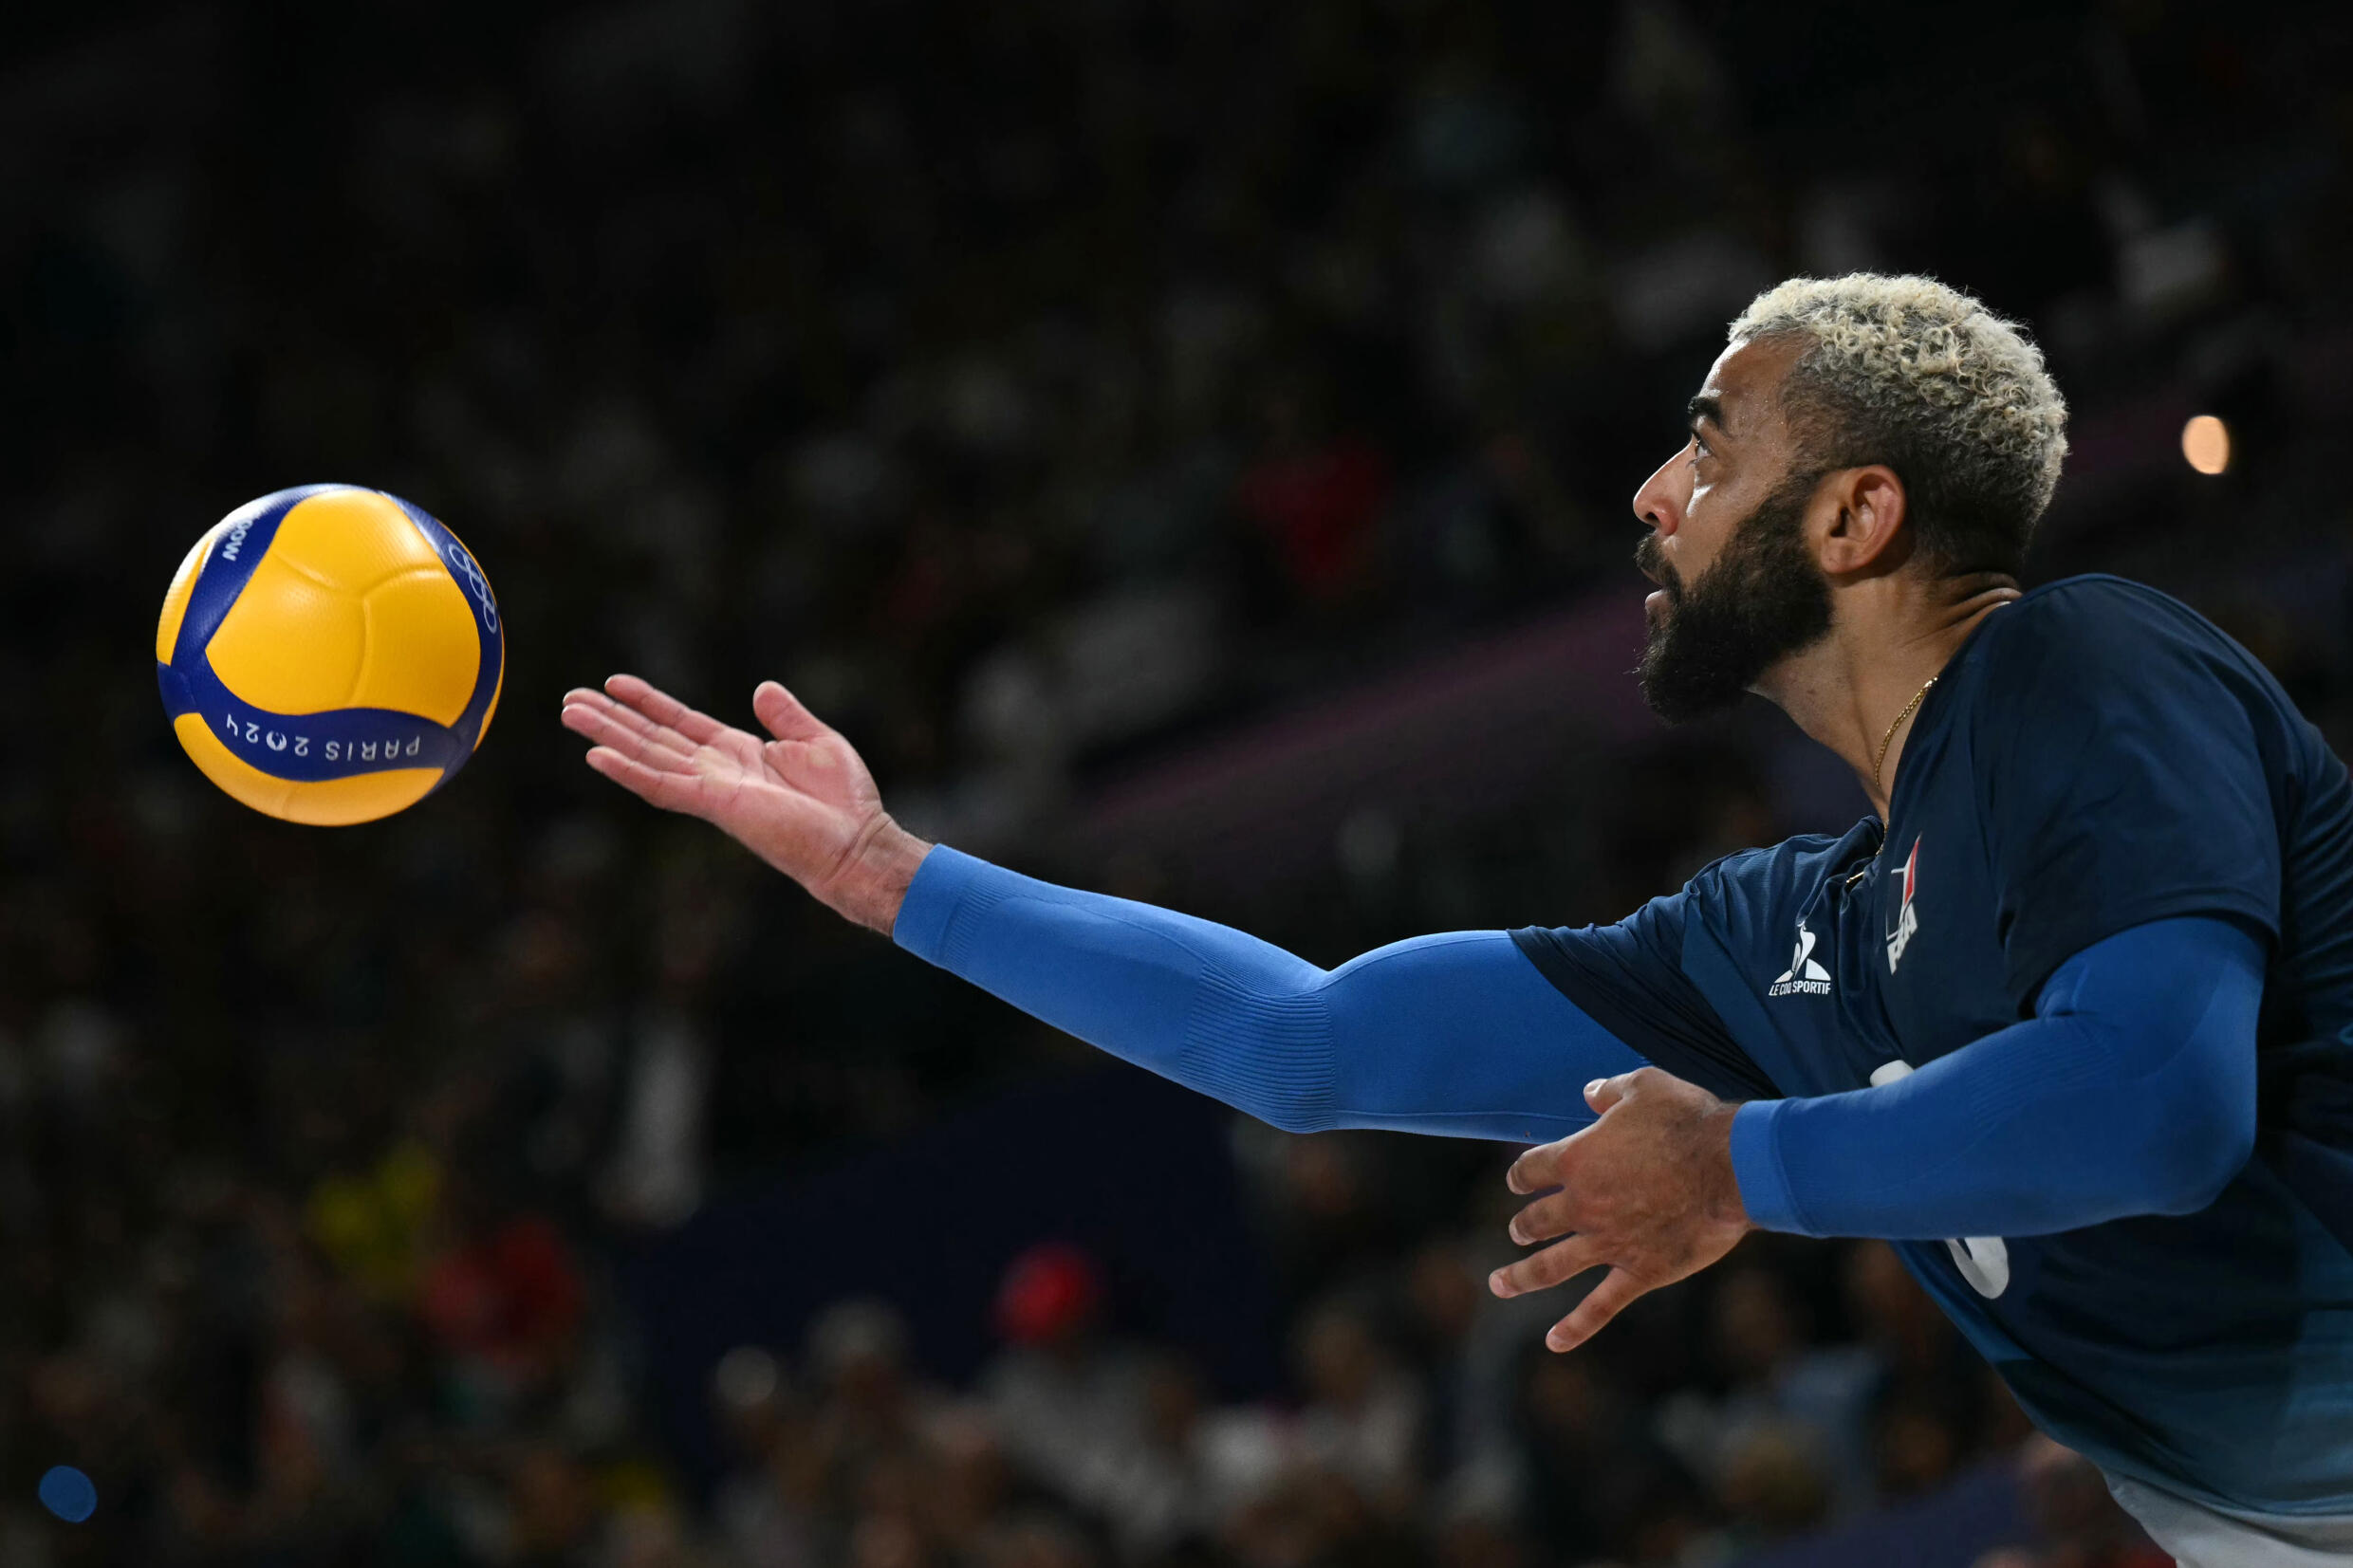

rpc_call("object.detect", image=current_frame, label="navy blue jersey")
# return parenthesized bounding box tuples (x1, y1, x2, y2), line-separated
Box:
(1513, 576, 2353, 1513)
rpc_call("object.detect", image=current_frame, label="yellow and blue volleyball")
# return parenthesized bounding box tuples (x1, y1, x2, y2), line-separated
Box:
(155, 485, 505, 825)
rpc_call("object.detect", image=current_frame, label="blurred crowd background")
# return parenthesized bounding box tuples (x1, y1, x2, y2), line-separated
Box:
(5, 0, 2352, 1564)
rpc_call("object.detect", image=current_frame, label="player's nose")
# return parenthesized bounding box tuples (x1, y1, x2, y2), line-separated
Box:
(1632, 450, 1685, 537)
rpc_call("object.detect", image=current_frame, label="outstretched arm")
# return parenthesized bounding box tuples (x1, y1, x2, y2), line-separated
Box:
(562, 676, 1641, 1142)
(897, 846, 1641, 1142)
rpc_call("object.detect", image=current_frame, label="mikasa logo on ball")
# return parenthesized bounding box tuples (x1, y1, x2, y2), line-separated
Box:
(219, 517, 255, 562)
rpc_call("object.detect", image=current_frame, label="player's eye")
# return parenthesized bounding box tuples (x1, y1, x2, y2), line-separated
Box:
(1687, 433, 1711, 464)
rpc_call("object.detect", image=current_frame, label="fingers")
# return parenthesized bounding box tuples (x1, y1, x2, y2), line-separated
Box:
(561, 695, 698, 770)
(1507, 1137, 1569, 1197)
(1585, 1068, 1650, 1116)
(1489, 1231, 1609, 1300)
(1513, 1066, 1664, 1195)
(561, 687, 693, 753)
(602, 673, 731, 747)
(1508, 1189, 1579, 1248)
(583, 747, 713, 817)
(751, 680, 832, 745)
(1544, 1266, 1649, 1353)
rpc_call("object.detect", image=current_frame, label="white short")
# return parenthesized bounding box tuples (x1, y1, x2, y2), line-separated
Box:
(2108, 1474, 2353, 1566)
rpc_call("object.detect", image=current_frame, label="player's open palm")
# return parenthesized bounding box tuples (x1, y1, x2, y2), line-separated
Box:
(560, 674, 922, 931)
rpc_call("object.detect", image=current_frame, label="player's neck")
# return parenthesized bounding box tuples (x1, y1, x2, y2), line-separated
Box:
(1760, 572, 2022, 817)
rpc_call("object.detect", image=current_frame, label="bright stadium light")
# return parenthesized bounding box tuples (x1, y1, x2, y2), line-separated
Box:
(2182, 414, 2231, 475)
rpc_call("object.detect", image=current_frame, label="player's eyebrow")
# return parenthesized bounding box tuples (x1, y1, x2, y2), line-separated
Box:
(1686, 394, 1728, 439)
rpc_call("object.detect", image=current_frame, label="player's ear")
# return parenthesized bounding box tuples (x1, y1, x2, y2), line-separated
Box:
(1816, 465, 1909, 576)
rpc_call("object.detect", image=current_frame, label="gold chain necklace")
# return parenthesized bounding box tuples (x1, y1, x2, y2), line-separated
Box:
(1871, 675, 1937, 792)
(1845, 676, 1938, 892)
(1848, 600, 2016, 888)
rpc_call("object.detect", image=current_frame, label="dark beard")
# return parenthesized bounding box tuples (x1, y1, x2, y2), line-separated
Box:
(1636, 474, 1834, 723)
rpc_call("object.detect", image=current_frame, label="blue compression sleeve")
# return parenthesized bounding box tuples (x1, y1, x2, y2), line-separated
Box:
(1731, 915, 2263, 1239)
(894, 845, 1642, 1142)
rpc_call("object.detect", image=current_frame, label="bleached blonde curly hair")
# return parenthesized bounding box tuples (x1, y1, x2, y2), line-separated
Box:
(1729, 273, 2069, 576)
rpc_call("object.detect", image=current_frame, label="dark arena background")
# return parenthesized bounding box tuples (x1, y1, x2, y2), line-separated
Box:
(5, 2, 2352, 1564)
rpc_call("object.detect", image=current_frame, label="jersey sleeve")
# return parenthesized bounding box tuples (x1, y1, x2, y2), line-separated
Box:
(895, 845, 1645, 1143)
(1976, 589, 2283, 1004)
(1732, 914, 2264, 1238)
(1510, 881, 1779, 1102)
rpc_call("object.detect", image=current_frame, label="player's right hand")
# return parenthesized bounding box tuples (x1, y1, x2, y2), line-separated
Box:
(560, 674, 929, 933)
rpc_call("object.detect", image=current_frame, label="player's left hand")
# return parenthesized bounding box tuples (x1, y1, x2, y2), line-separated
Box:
(1489, 1066, 1751, 1352)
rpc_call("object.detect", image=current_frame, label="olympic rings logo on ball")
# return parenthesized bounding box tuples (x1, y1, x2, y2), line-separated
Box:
(442, 540, 498, 632)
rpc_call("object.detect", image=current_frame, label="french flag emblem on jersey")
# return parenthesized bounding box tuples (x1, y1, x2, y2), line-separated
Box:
(1886, 837, 1922, 972)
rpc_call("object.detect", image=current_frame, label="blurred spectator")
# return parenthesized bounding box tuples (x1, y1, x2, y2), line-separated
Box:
(1513, 1343, 1705, 1564)
(982, 1245, 1154, 1524)
(417, 1182, 586, 1424)
(1289, 1295, 1424, 1519)
(1654, 1258, 1876, 1516)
